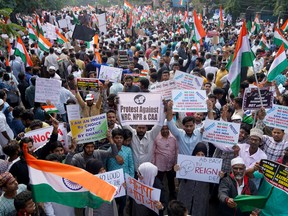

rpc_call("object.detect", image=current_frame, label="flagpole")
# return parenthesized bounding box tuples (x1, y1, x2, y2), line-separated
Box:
(253, 68, 264, 108)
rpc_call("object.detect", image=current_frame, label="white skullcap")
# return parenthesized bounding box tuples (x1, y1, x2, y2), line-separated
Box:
(231, 157, 245, 166)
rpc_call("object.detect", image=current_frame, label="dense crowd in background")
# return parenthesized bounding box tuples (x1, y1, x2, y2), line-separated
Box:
(0, 3, 288, 216)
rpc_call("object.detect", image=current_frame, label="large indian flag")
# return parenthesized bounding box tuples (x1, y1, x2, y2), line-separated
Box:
(274, 28, 288, 49)
(38, 34, 52, 52)
(56, 30, 68, 45)
(192, 10, 206, 42)
(124, 0, 132, 11)
(24, 144, 116, 208)
(259, 34, 270, 50)
(227, 21, 255, 96)
(27, 23, 38, 41)
(281, 19, 288, 32)
(14, 37, 33, 67)
(267, 43, 288, 81)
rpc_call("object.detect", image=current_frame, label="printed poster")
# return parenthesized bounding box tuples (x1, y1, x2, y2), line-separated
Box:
(172, 90, 207, 112)
(202, 120, 241, 146)
(260, 159, 288, 193)
(70, 114, 108, 144)
(118, 93, 163, 125)
(173, 70, 204, 90)
(263, 105, 288, 130)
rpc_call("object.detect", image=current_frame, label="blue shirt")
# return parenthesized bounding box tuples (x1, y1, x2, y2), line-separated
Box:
(167, 120, 202, 155)
(10, 118, 25, 137)
(107, 145, 135, 177)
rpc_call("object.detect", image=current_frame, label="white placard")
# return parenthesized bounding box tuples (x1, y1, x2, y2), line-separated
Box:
(58, 19, 68, 29)
(97, 13, 107, 35)
(202, 119, 241, 146)
(25, 123, 68, 151)
(172, 90, 207, 112)
(149, 80, 177, 100)
(176, 154, 223, 183)
(98, 65, 123, 83)
(263, 105, 288, 130)
(96, 169, 125, 198)
(125, 174, 161, 214)
(118, 93, 163, 126)
(173, 70, 204, 90)
(66, 104, 80, 122)
(35, 78, 61, 103)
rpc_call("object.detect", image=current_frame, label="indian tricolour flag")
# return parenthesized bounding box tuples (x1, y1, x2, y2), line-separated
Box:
(192, 10, 206, 42)
(41, 105, 59, 114)
(14, 37, 33, 67)
(267, 43, 288, 82)
(274, 28, 288, 49)
(124, 0, 132, 11)
(281, 19, 288, 32)
(227, 21, 255, 96)
(56, 29, 68, 45)
(179, 0, 185, 6)
(251, 14, 260, 34)
(38, 34, 52, 52)
(183, 11, 190, 33)
(24, 144, 116, 208)
(27, 23, 38, 41)
(259, 34, 270, 50)
(219, 5, 224, 29)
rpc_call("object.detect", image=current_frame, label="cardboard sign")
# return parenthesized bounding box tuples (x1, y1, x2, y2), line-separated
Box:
(260, 159, 288, 193)
(97, 13, 107, 35)
(176, 154, 223, 183)
(263, 105, 288, 130)
(173, 70, 204, 90)
(96, 169, 126, 198)
(25, 123, 68, 151)
(35, 78, 61, 103)
(70, 114, 108, 144)
(99, 65, 123, 83)
(172, 90, 207, 112)
(243, 87, 273, 110)
(202, 120, 241, 146)
(149, 80, 177, 100)
(76, 78, 99, 91)
(66, 104, 81, 122)
(58, 19, 69, 29)
(125, 174, 161, 214)
(118, 93, 163, 125)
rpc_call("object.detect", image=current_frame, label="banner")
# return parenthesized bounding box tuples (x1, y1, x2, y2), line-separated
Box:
(99, 65, 123, 83)
(125, 174, 161, 214)
(176, 154, 223, 183)
(35, 78, 61, 103)
(66, 104, 81, 122)
(173, 70, 204, 90)
(96, 169, 125, 198)
(260, 159, 288, 193)
(118, 93, 163, 125)
(202, 120, 241, 145)
(243, 87, 273, 110)
(149, 80, 177, 100)
(76, 78, 99, 91)
(70, 114, 108, 144)
(172, 90, 207, 112)
(25, 123, 68, 151)
(263, 105, 288, 130)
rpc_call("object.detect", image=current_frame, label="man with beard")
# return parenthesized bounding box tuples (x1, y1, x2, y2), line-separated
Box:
(211, 128, 267, 170)
(47, 66, 61, 80)
(218, 157, 257, 216)
(70, 139, 118, 169)
(123, 75, 140, 92)
(75, 84, 105, 118)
